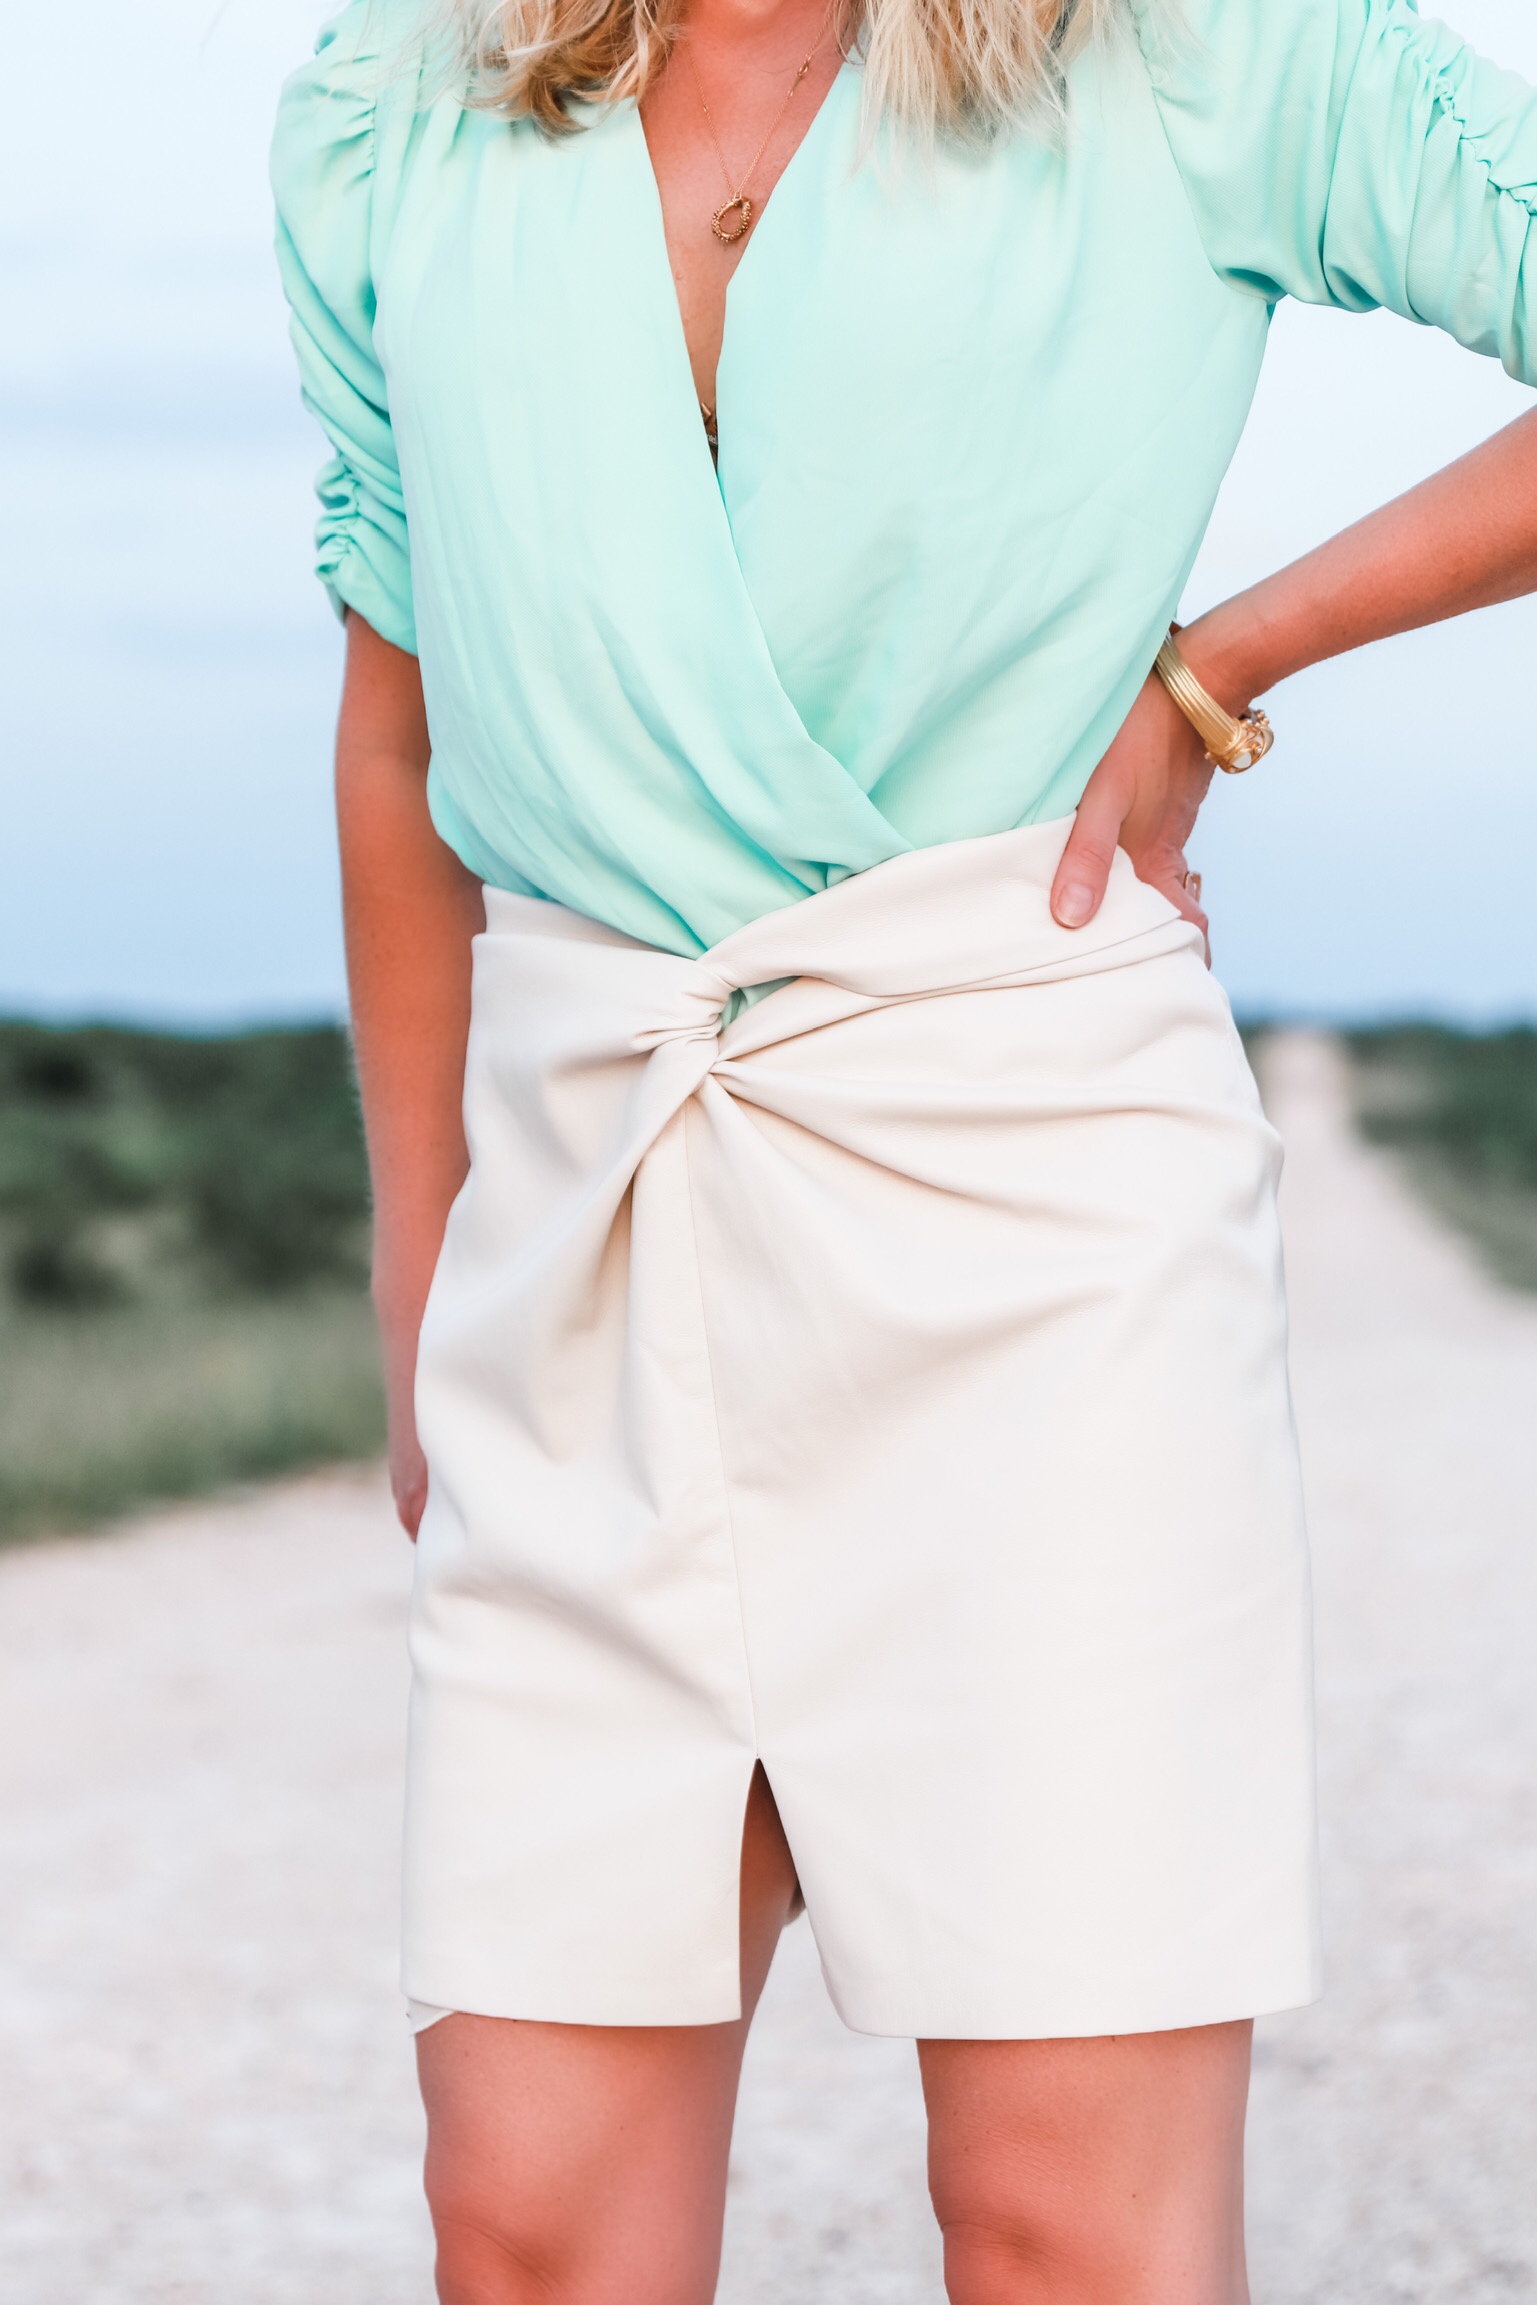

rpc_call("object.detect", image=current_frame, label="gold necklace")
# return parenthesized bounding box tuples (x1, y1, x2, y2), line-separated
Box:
(683, 5, 836, 245)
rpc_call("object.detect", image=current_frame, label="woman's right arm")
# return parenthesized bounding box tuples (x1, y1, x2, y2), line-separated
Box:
(337, 611, 485, 1537)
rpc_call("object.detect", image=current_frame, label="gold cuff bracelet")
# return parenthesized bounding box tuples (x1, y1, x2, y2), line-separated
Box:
(1153, 625, 1274, 774)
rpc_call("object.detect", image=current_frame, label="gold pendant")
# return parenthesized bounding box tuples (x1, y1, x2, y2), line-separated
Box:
(711, 195, 754, 244)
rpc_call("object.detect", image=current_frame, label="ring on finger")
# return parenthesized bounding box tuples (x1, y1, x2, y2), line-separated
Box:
(1181, 869, 1203, 904)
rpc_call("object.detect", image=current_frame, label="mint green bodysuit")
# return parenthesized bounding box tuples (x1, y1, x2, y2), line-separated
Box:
(272, 0, 1537, 956)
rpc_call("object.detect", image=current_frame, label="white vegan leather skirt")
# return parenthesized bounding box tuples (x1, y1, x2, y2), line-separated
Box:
(404, 820, 1319, 2038)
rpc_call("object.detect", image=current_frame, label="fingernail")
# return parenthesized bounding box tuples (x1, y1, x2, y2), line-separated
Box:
(1055, 884, 1094, 928)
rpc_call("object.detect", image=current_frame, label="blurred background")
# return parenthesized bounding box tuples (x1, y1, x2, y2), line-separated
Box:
(1, 2, 1534, 2300)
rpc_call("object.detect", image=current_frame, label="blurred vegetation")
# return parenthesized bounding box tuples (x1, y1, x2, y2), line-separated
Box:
(1345, 1024, 1537, 1292)
(0, 1022, 383, 1541)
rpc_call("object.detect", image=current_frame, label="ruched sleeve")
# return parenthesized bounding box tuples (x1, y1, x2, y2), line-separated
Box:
(271, 1, 416, 653)
(1132, 0, 1537, 385)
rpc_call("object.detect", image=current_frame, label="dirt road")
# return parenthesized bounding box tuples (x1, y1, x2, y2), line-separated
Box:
(1, 1033, 1532, 2302)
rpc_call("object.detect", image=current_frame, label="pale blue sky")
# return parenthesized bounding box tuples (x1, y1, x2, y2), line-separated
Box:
(2, 0, 1534, 1025)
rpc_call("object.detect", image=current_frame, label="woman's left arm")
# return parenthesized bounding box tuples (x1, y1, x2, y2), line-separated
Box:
(1052, 404, 1537, 935)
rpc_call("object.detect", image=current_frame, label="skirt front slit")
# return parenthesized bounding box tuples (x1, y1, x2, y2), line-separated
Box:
(404, 819, 1319, 2037)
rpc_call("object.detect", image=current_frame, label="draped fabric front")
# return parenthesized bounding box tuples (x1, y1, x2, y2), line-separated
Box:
(405, 825, 1318, 2036)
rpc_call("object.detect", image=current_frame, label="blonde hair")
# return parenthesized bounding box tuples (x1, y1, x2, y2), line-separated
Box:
(439, 0, 1119, 145)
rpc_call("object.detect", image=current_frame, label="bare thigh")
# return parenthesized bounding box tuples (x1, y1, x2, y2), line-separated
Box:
(415, 1763, 799, 2305)
(921, 2022, 1253, 2305)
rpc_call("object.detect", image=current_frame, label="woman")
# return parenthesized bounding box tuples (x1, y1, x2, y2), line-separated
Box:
(272, 0, 1537, 2290)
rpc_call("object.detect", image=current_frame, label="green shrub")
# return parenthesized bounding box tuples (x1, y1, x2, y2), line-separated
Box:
(1346, 1025, 1537, 1291)
(0, 1021, 371, 1305)
(1347, 1025, 1537, 1185)
(0, 1021, 383, 1539)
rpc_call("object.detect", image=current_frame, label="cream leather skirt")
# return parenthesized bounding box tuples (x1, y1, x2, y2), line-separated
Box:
(404, 820, 1319, 2038)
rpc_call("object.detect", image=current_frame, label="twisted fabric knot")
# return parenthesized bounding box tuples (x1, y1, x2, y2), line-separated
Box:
(629, 963, 741, 1057)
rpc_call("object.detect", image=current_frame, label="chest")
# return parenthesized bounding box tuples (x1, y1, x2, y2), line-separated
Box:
(373, 44, 1270, 706)
(635, 18, 849, 429)
(381, 52, 1257, 477)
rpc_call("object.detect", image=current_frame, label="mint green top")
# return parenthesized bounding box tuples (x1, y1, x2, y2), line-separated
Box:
(272, 0, 1537, 956)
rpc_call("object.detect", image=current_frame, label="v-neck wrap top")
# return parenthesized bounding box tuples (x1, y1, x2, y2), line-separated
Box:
(272, 0, 1537, 957)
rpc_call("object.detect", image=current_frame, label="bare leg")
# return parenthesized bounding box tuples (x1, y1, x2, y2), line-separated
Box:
(416, 1764, 799, 2304)
(921, 2022, 1253, 2305)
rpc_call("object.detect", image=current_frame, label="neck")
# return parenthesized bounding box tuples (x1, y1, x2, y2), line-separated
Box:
(682, 0, 840, 55)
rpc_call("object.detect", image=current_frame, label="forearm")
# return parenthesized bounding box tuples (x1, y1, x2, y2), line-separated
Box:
(336, 615, 484, 1351)
(1184, 404, 1537, 702)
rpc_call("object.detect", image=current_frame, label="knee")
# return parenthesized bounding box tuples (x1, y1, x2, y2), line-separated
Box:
(932, 2163, 1241, 2305)
(423, 2148, 724, 2305)
(931, 2132, 1222, 2305)
(932, 2177, 1111, 2305)
(425, 2165, 563, 2304)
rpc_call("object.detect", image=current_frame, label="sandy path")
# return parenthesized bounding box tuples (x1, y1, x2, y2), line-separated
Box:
(1, 1032, 1532, 2302)
(1243, 1033, 1537, 2303)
